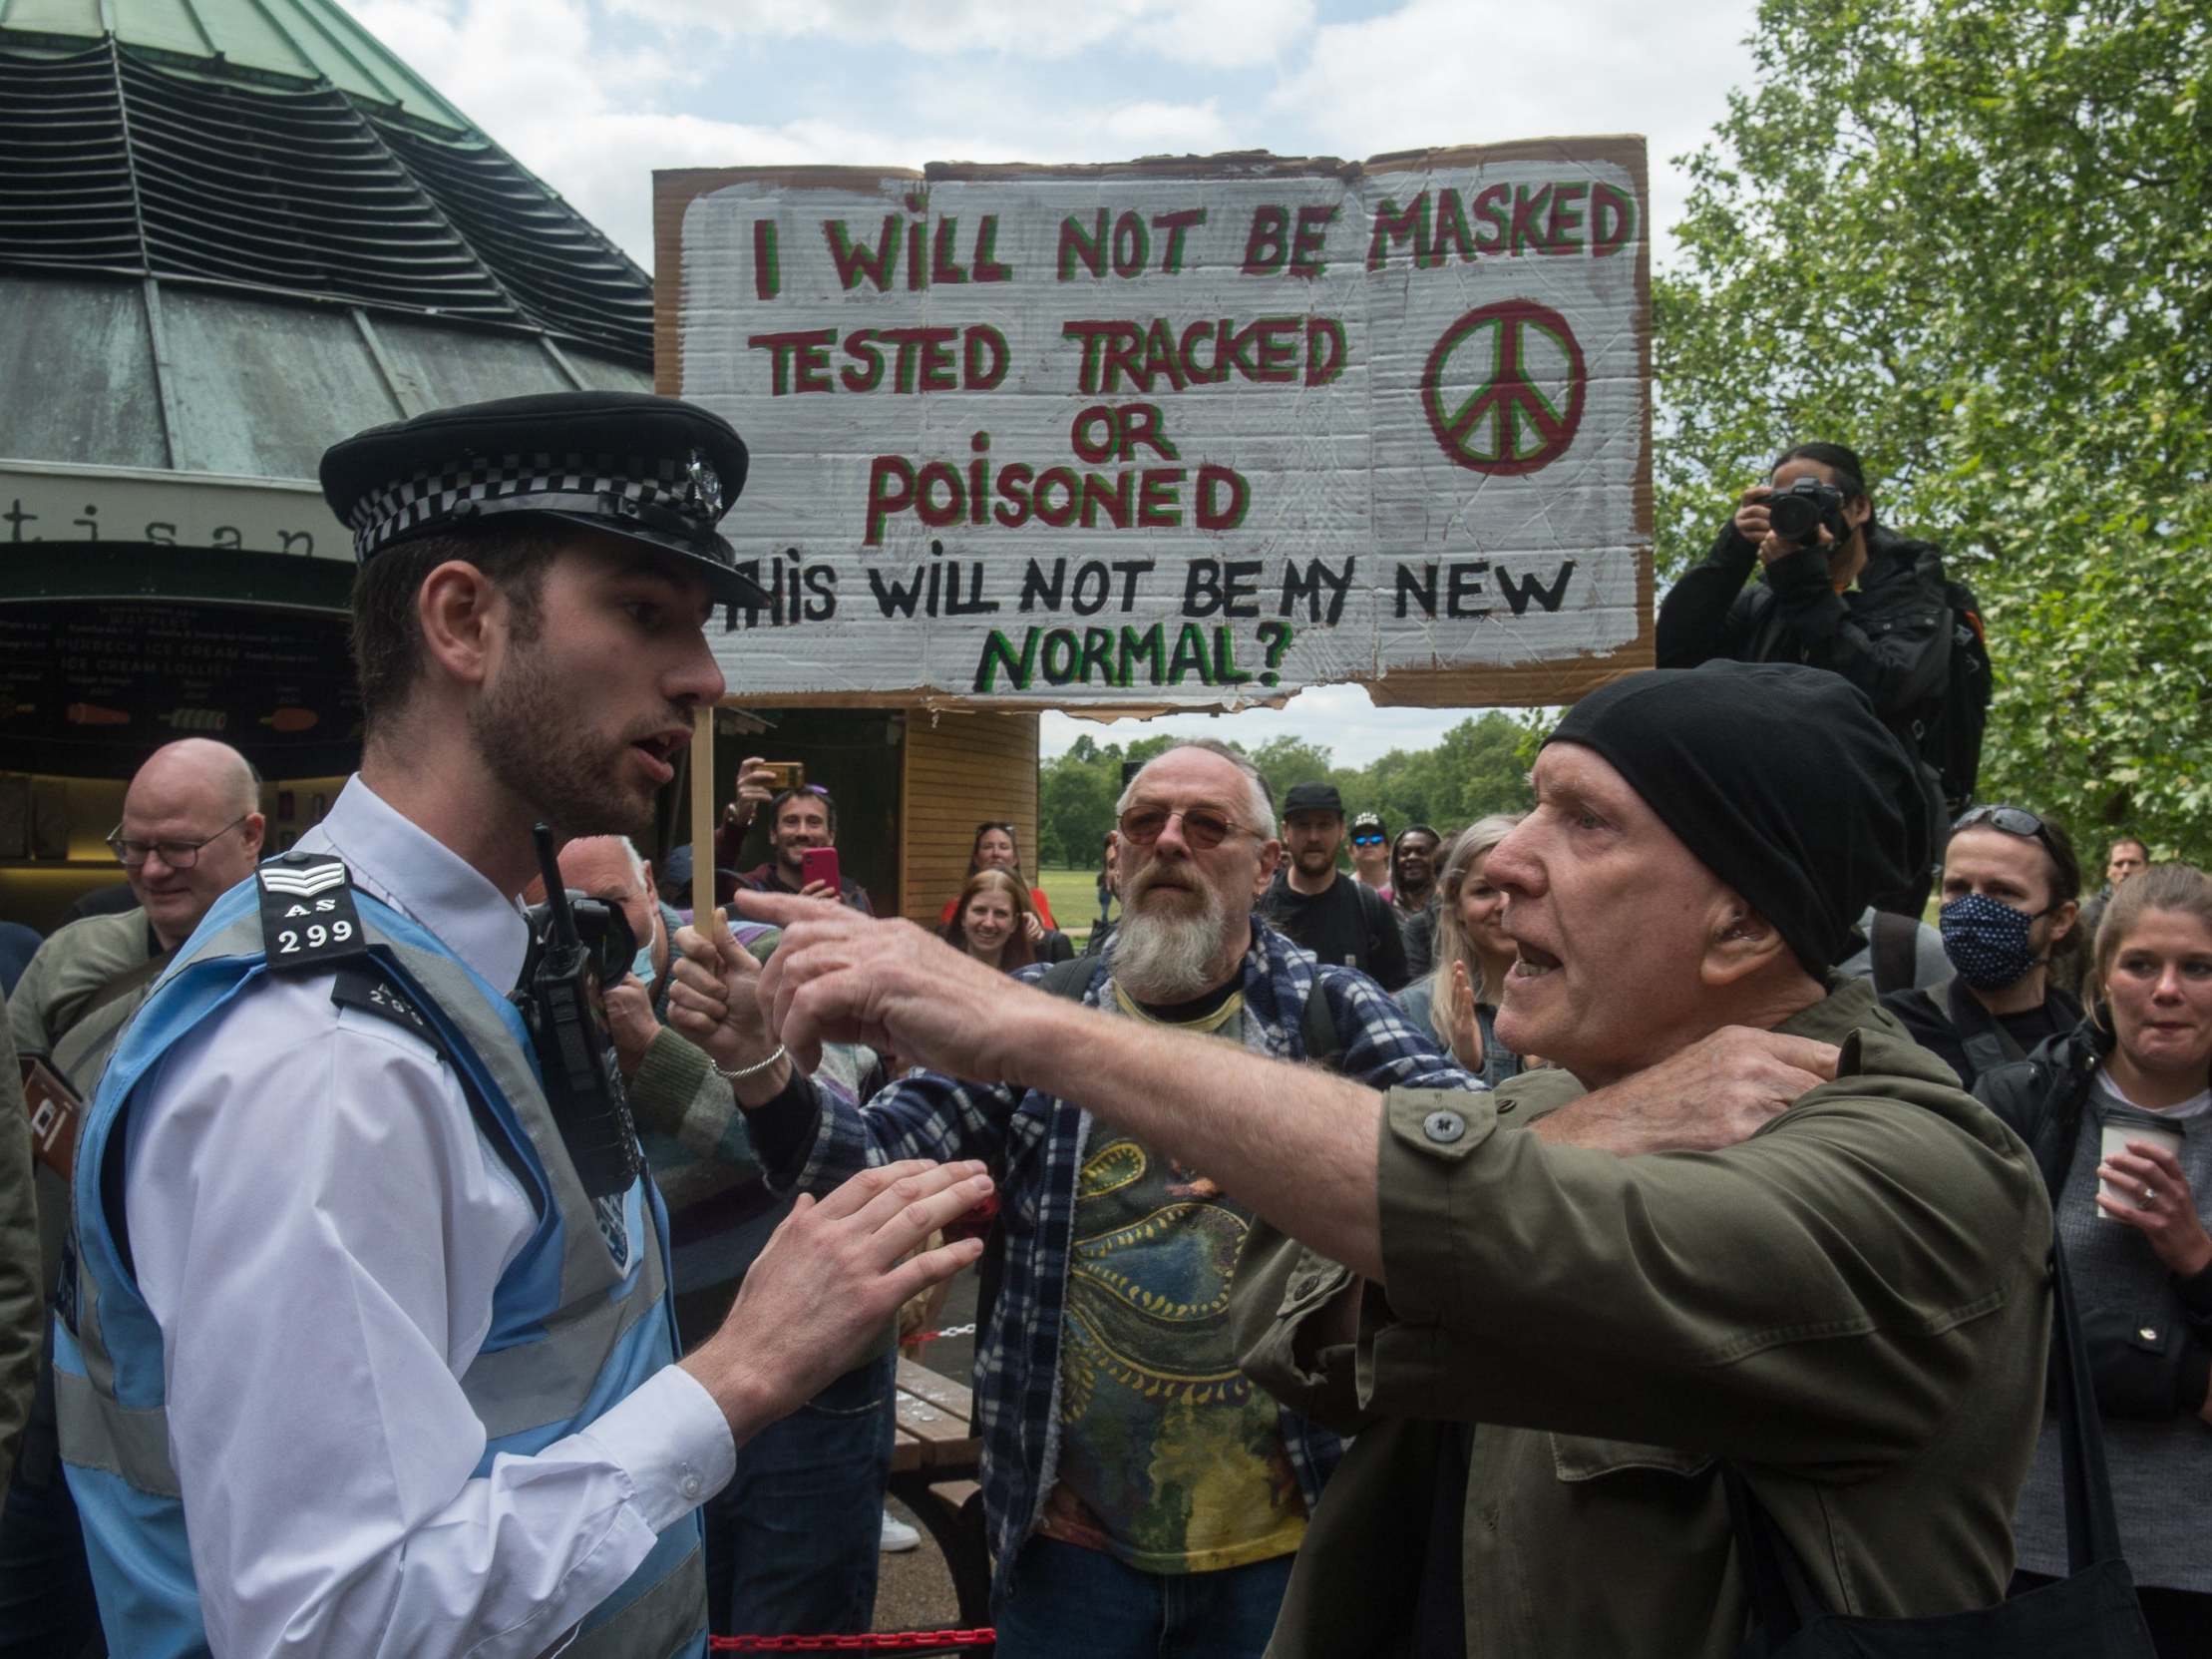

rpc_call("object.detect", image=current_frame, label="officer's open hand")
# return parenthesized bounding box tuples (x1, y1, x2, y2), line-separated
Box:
(1533, 1026, 1840, 1155)
(729, 890, 1024, 1084)
(678, 1159, 992, 1441)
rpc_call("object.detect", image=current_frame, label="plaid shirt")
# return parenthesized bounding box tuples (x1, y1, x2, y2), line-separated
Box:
(760, 919, 1480, 1599)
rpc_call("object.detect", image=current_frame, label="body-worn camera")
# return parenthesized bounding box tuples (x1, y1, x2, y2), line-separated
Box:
(1766, 478, 1849, 549)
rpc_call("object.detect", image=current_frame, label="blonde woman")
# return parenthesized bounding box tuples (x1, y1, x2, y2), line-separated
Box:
(1396, 815, 1524, 1087)
(1976, 863, 2212, 1655)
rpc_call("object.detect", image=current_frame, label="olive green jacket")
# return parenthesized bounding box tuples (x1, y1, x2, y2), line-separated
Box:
(7, 909, 163, 1305)
(7, 908, 161, 1076)
(1237, 980, 2053, 1659)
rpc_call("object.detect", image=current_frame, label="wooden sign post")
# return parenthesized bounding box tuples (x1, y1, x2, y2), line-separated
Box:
(690, 705, 722, 936)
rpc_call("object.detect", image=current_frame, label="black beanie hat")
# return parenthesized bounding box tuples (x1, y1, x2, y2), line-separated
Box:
(1545, 663, 1928, 975)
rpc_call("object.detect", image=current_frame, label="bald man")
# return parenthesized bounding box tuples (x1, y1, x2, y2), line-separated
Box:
(2, 737, 262, 1657)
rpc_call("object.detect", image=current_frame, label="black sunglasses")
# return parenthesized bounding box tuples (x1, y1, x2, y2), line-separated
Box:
(1953, 804, 2062, 864)
(1117, 805, 1259, 851)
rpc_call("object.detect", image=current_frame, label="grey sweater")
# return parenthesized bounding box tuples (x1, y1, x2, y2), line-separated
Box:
(2013, 1089, 2212, 1590)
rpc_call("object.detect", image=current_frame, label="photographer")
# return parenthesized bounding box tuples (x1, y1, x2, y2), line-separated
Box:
(1658, 442, 1953, 910)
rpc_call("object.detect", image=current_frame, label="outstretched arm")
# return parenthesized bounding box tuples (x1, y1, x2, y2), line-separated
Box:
(735, 895, 1835, 1282)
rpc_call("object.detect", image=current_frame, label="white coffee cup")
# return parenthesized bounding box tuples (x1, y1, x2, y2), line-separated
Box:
(2096, 1112, 2185, 1220)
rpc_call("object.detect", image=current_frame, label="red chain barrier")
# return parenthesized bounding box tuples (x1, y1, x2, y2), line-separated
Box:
(898, 1322, 976, 1351)
(708, 1630, 994, 1652)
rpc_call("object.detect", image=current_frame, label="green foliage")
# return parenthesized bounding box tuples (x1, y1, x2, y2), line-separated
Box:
(1657, 0, 2212, 862)
(1035, 713, 1536, 869)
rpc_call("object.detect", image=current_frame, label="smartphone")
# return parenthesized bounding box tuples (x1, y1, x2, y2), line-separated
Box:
(761, 760, 807, 792)
(801, 847, 842, 893)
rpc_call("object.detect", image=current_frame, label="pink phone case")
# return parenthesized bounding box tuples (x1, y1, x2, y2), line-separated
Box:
(801, 848, 841, 892)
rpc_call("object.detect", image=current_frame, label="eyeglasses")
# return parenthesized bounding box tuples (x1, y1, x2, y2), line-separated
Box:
(106, 813, 249, 870)
(1349, 833, 1386, 847)
(1117, 805, 1260, 851)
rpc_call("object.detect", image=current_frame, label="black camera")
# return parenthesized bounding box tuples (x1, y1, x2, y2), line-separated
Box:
(517, 832, 642, 1200)
(1765, 478, 1849, 549)
(521, 891, 636, 987)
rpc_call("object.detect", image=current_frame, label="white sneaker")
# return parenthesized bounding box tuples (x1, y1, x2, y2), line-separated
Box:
(879, 1510, 922, 1553)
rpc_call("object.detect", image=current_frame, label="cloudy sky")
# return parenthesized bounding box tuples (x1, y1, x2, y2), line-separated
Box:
(354, 0, 1763, 765)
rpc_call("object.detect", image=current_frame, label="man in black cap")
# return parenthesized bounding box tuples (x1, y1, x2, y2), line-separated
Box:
(52, 393, 988, 1659)
(1261, 781, 1408, 991)
(699, 661, 2053, 1659)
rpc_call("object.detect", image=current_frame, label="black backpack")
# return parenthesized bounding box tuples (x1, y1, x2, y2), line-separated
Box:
(1916, 577, 1994, 818)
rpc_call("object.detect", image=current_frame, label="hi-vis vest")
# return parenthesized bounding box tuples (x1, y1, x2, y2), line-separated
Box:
(52, 856, 706, 1659)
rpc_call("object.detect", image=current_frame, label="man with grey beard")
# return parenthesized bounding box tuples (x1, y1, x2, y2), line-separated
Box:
(666, 738, 1473, 1659)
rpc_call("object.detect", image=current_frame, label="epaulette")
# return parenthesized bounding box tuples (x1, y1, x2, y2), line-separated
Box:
(256, 851, 368, 973)
(331, 962, 443, 1048)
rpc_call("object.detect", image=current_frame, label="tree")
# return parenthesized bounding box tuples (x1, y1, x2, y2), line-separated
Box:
(1246, 736, 1346, 821)
(1657, 0, 2212, 861)
(1037, 735, 1120, 868)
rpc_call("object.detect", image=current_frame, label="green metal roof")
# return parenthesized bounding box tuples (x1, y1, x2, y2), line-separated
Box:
(0, 0, 653, 479)
(0, 12, 656, 367)
(0, 0, 470, 129)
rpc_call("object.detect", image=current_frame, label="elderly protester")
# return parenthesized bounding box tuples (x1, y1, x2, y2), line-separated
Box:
(709, 663, 2053, 1659)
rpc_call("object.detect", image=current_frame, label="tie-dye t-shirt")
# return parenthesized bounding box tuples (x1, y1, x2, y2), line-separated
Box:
(1036, 1000, 1308, 1573)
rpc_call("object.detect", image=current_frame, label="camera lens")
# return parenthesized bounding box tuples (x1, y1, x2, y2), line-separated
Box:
(1768, 493, 1818, 541)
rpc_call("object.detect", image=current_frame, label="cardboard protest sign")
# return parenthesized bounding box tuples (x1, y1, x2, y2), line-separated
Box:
(655, 141, 1652, 709)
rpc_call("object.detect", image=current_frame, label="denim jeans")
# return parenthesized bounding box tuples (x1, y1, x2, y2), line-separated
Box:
(700, 1347, 898, 1638)
(0, 1376, 104, 1659)
(992, 1536, 1294, 1659)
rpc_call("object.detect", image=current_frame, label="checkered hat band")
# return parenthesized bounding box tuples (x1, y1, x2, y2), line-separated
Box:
(348, 452, 694, 559)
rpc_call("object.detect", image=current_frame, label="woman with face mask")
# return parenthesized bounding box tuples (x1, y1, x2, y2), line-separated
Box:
(1395, 816, 1525, 1088)
(1882, 804, 2084, 1088)
(1974, 863, 2212, 1657)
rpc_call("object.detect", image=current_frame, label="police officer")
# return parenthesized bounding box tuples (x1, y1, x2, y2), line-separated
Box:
(53, 392, 990, 1659)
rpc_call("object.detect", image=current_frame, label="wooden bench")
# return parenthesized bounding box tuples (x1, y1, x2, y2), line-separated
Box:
(890, 1356, 991, 1633)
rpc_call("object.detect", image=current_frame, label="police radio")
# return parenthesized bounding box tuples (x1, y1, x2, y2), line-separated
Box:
(517, 823, 642, 1199)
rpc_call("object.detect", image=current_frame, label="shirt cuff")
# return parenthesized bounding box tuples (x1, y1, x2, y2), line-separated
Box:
(575, 1365, 738, 1535)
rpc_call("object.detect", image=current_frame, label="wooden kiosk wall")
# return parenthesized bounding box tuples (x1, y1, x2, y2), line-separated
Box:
(899, 711, 1039, 930)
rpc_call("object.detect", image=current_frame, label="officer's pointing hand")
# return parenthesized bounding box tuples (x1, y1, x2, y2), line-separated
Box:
(667, 915, 779, 1077)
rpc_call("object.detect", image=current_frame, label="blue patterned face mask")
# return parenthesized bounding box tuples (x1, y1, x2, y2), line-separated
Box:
(1939, 892, 2047, 990)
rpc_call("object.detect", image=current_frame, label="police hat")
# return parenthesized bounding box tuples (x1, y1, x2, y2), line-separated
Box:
(319, 391, 767, 606)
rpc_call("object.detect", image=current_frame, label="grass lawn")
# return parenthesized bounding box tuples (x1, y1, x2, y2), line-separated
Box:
(1036, 866, 1103, 940)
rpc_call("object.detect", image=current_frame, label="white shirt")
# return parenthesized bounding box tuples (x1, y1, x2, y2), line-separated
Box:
(2092, 1069, 2212, 1121)
(124, 776, 733, 1659)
